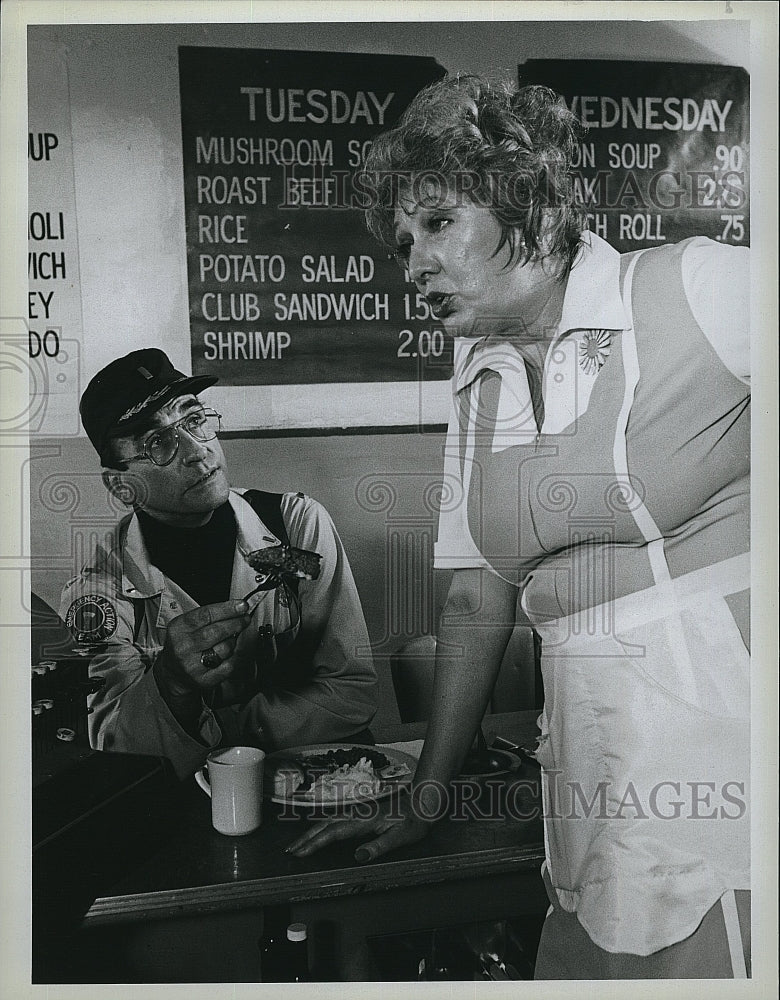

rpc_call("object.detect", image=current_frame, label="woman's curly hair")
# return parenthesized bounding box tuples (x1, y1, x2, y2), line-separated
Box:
(360, 74, 587, 274)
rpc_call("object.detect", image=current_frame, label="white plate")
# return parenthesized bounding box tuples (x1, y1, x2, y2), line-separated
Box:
(265, 742, 417, 807)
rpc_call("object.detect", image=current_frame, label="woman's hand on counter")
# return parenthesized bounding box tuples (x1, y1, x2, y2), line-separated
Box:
(286, 799, 432, 862)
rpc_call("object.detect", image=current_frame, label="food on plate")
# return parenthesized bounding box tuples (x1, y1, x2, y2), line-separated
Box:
(272, 762, 305, 798)
(306, 757, 382, 802)
(378, 763, 412, 780)
(271, 746, 413, 802)
(245, 544, 322, 581)
(301, 746, 391, 774)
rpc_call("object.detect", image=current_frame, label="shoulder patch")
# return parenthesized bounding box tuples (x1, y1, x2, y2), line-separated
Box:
(65, 594, 118, 644)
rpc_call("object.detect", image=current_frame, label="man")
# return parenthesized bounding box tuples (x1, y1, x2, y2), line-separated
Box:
(60, 348, 376, 778)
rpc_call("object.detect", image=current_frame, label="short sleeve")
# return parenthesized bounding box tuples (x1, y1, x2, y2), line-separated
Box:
(435, 339, 539, 573)
(682, 238, 750, 384)
(433, 368, 496, 572)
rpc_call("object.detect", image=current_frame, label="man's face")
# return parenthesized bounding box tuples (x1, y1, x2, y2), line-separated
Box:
(110, 394, 230, 526)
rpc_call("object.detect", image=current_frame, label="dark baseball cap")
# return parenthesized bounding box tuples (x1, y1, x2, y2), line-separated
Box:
(80, 348, 218, 464)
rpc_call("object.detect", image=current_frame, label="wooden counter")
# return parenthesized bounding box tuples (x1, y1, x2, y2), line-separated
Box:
(34, 712, 547, 982)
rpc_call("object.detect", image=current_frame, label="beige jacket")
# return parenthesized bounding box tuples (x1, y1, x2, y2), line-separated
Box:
(60, 489, 376, 778)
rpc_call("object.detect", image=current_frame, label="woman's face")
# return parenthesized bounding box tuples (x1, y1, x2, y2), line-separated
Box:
(393, 192, 558, 340)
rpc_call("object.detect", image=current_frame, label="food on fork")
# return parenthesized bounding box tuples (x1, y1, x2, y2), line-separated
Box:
(244, 544, 322, 581)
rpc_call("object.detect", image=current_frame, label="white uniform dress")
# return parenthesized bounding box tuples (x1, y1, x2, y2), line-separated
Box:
(435, 233, 750, 975)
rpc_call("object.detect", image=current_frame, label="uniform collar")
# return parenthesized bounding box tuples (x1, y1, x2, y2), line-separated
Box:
(558, 230, 628, 334)
(454, 231, 630, 393)
(120, 514, 164, 599)
(229, 488, 283, 555)
(119, 489, 284, 599)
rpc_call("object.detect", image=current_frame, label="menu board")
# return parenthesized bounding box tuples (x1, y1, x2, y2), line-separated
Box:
(25, 35, 83, 437)
(519, 60, 749, 251)
(179, 47, 447, 387)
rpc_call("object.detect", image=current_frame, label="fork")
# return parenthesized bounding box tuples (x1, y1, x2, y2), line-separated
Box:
(238, 539, 280, 602)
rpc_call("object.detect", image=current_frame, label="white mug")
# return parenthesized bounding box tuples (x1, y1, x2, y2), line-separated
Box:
(195, 746, 266, 835)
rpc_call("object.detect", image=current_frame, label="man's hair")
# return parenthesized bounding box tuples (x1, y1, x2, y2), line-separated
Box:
(360, 74, 587, 274)
(101, 437, 128, 471)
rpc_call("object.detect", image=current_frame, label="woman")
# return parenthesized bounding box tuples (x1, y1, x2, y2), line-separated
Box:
(290, 75, 751, 979)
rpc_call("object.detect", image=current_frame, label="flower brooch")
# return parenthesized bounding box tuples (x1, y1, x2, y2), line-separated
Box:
(578, 329, 613, 375)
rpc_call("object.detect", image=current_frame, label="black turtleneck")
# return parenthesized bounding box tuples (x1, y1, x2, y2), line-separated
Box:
(138, 502, 237, 607)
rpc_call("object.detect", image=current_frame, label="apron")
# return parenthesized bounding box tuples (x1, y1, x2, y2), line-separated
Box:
(526, 251, 751, 956)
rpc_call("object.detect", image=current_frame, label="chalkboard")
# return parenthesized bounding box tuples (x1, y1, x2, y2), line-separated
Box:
(179, 47, 447, 387)
(519, 60, 749, 252)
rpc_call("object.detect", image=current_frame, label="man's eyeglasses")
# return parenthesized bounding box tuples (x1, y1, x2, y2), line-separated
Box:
(121, 408, 222, 467)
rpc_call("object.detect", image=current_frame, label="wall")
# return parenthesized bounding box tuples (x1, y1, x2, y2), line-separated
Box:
(29, 19, 748, 383)
(28, 17, 749, 726)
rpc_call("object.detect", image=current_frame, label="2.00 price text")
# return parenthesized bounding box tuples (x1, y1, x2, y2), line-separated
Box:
(397, 328, 445, 359)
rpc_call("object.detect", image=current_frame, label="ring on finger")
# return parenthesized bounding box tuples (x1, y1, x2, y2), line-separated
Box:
(201, 647, 222, 670)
